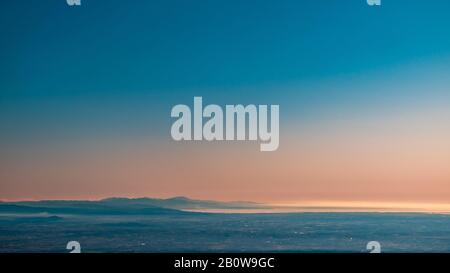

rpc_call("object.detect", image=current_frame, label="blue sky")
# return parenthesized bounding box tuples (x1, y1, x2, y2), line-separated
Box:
(1, 0, 450, 141)
(1, 1, 450, 202)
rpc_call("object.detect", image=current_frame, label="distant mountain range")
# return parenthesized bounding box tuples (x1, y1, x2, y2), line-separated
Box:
(0, 197, 265, 215)
(101, 196, 263, 209)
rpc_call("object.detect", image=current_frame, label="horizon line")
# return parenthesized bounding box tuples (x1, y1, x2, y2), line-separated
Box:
(2, 196, 450, 214)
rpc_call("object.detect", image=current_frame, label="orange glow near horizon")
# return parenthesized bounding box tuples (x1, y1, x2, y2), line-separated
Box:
(1, 104, 449, 212)
(269, 201, 450, 213)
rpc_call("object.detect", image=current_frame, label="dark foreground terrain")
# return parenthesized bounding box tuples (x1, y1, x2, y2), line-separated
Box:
(1, 198, 449, 253)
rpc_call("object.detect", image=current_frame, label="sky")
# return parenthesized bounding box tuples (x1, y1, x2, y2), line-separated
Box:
(1, 0, 450, 209)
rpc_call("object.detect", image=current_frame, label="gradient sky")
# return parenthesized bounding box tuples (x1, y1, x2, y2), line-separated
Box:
(1, 0, 450, 207)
